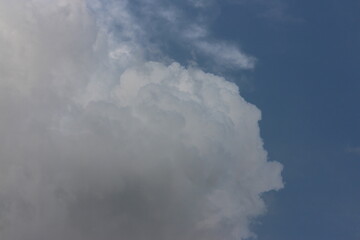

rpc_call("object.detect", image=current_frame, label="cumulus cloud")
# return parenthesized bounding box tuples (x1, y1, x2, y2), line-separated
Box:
(0, 0, 282, 240)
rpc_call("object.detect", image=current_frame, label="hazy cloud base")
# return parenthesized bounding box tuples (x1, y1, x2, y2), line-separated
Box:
(0, 1, 282, 240)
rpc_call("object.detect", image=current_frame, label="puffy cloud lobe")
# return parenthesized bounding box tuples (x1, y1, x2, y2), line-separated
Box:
(0, 0, 283, 240)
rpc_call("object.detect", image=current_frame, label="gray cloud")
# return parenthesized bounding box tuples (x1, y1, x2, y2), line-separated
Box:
(0, 0, 282, 239)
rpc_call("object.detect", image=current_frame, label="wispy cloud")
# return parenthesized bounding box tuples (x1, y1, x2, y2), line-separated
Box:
(345, 147, 360, 155)
(98, 0, 256, 70)
(194, 41, 256, 69)
(226, 0, 302, 23)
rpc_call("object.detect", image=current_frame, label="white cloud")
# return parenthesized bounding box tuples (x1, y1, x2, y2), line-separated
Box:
(0, 1, 282, 240)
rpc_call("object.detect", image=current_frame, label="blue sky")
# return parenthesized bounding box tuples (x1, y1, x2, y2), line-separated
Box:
(211, 0, 360, 239)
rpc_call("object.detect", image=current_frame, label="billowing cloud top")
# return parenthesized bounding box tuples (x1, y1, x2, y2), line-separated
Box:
(0, 1, 282, 240)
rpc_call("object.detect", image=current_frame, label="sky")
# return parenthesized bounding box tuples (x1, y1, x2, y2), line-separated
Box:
(216, 0, 360, 239)
(0, 0, 359, 240)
